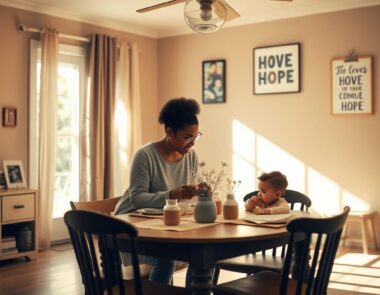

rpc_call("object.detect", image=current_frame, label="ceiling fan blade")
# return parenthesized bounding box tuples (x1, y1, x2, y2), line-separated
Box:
(137, 0, 187, 13)
(213, 0, 240, 22)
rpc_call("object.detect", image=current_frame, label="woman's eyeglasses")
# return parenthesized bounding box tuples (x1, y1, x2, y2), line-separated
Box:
(183, 132, 202, 143)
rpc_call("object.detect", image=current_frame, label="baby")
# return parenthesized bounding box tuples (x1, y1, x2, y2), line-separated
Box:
(245, 171, 290, 215)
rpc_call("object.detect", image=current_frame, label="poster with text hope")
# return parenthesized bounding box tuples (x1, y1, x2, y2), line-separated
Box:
(254, 43, 300, 95)
(331, 56, 373, 115)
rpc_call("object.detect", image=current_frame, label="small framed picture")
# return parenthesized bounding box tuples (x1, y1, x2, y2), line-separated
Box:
(0, 170, 6, 189)
(202, 59, 226, 104)
(253, 43, 301, 95)
(2, 106, 17, 127)
(3, 160, 27, 188)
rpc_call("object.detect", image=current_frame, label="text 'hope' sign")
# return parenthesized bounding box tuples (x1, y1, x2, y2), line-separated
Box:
(254, 43, 300, 94)
(332, 57, 372, 114)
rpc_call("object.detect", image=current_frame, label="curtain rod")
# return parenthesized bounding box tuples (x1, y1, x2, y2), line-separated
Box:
(18, 24, 90, 43)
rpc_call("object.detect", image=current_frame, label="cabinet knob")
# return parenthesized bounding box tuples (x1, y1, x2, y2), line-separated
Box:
(14, 204, 25, 209)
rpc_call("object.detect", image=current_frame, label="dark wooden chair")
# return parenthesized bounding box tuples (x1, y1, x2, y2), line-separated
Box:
(213, 206, 350, 295)
(64, 210, 190, 295)
(70, 196, 121, 215)
(212, 189, 312, 286)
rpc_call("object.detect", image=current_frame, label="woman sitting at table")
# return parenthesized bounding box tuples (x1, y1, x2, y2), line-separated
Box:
(115, 97, 201, 285)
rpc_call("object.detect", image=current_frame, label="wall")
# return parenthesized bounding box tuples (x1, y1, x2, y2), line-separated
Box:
(158, 7, 380, 243)
(0, 5, 158, 177)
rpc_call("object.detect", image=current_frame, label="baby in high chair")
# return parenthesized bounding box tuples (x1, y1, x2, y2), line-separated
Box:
(245, 171, 290, 215)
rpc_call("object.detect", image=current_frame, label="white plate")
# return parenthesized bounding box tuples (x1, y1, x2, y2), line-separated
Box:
(137, 208, 163, 215)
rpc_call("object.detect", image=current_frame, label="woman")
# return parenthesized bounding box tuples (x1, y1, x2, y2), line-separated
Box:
(115, 97, 201, 285)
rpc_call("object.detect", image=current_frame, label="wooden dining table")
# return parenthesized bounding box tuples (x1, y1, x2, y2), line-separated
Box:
(114, 213, 302, 295)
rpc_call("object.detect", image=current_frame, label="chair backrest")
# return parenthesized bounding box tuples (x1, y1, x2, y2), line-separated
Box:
(243, 190, 312, 211)
(279, 206, 350, 295)
(70, 196, 121, 215)
(64, 209, 142, 295)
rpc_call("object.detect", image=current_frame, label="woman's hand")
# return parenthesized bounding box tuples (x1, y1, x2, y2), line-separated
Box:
(169, 185, 198, 200)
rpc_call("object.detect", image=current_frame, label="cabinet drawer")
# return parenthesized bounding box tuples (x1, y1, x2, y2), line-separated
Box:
(2, 194, 35, 221)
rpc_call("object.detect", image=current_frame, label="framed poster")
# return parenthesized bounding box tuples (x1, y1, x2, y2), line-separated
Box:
(2, 106, 17, 127)
(331, 56, 373, 115)
(253, 43, 300, 95)
(202, 59, 226, 104)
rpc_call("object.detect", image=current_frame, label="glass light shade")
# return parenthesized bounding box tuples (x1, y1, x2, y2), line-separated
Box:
(184, 0, 227, 33)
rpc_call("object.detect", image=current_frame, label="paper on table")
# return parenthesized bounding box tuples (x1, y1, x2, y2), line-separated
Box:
(243, 213, 293, 224)
(133, 218, 217, 232)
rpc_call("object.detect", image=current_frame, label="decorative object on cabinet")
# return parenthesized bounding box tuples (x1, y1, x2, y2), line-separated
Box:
(202, 59, 226, 104)
(0, 170, 6, 189)
(253, 43, 300, 95)
(0, 188, 38, 261)
(331, 50, 373, 115)
(3, 160, 27, 188)
(2, 106, 17, 127)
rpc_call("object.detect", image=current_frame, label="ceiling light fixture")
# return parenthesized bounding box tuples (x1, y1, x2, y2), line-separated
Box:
(184, 0, 227, 33)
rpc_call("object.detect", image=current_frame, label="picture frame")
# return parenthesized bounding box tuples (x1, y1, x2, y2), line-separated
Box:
(2, 106, 17, 127)
(3, 160, 27, 188)
(202, 59, 226, 104)
(253, 43, 301, 95)
(331, 55, 373, 115)
(0, 170, 6, 189)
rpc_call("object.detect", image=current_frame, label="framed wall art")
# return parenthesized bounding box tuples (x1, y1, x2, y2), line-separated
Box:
(2, 106, 17, 127)
(3, 160, 27, 188)
(331, 52, 373, 115)
(202, 59, 226, 104)
(253, 43, 300, 95)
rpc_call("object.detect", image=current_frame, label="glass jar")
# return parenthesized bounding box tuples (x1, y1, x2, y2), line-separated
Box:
(213, 191, 223, 215)
(223, 194, 239, 220)
(163, 199, 181, 226)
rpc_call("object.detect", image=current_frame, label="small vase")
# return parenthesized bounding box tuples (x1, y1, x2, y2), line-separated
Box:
(223, 194, 239, 220)
(194, 190, 217, 223)
(213, 192, 223, 215)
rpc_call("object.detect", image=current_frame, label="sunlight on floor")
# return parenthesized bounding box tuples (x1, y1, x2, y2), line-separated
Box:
(329, 253, 380, 294)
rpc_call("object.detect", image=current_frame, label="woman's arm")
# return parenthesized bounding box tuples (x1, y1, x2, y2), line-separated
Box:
(128, 150, 167, 209)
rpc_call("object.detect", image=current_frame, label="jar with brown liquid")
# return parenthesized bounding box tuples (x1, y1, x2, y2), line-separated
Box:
(163, 199, 181, 226)
(213, 192, 223, 215)
(223, 194, 239, 220)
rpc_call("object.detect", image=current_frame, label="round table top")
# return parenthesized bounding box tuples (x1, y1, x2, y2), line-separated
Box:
(116, 213, 289, 244)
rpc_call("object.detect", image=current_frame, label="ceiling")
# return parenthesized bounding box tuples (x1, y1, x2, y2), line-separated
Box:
(1, 0, 380, 38)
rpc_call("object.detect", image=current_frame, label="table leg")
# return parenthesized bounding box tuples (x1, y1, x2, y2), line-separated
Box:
(190, 267, 214, 295)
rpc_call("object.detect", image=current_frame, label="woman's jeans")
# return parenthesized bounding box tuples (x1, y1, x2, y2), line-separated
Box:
(148, 256, 176, 284)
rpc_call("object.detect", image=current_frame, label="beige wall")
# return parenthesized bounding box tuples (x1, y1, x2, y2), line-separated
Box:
(158, 7, 380, 241)
(0, 4, 379, 245)
(0, 5, 158, 176)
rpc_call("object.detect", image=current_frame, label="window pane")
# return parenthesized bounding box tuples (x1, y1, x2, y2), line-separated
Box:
(52, 62, 80, 218)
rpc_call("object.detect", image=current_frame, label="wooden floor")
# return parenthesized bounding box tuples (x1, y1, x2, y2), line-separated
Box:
(0, 244, 379, 295)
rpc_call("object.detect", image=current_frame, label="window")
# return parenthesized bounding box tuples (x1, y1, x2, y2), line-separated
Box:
(29, 40, 85, 218)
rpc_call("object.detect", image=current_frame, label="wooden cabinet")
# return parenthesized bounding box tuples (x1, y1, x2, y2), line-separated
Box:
(0, 188, 38, 261)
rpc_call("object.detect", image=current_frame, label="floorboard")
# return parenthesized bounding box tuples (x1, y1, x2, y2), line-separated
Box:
(0, 244, 379, 294)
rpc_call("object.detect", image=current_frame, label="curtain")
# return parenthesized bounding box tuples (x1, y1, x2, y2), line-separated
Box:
(114, 43, 142, 196)
(82, 34, 117, 201)
(38, 28, 59, 249)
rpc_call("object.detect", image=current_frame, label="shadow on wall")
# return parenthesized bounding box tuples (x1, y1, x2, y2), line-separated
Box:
(231, 119, 369, 214)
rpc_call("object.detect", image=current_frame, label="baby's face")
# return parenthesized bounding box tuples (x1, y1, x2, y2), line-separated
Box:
(257, 180, 281, 204)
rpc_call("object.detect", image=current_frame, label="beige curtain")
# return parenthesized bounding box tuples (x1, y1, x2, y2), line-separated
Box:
(38, 28, 59, 249)
(114, 43, 142, 196)
(82, 34, 117, 201)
